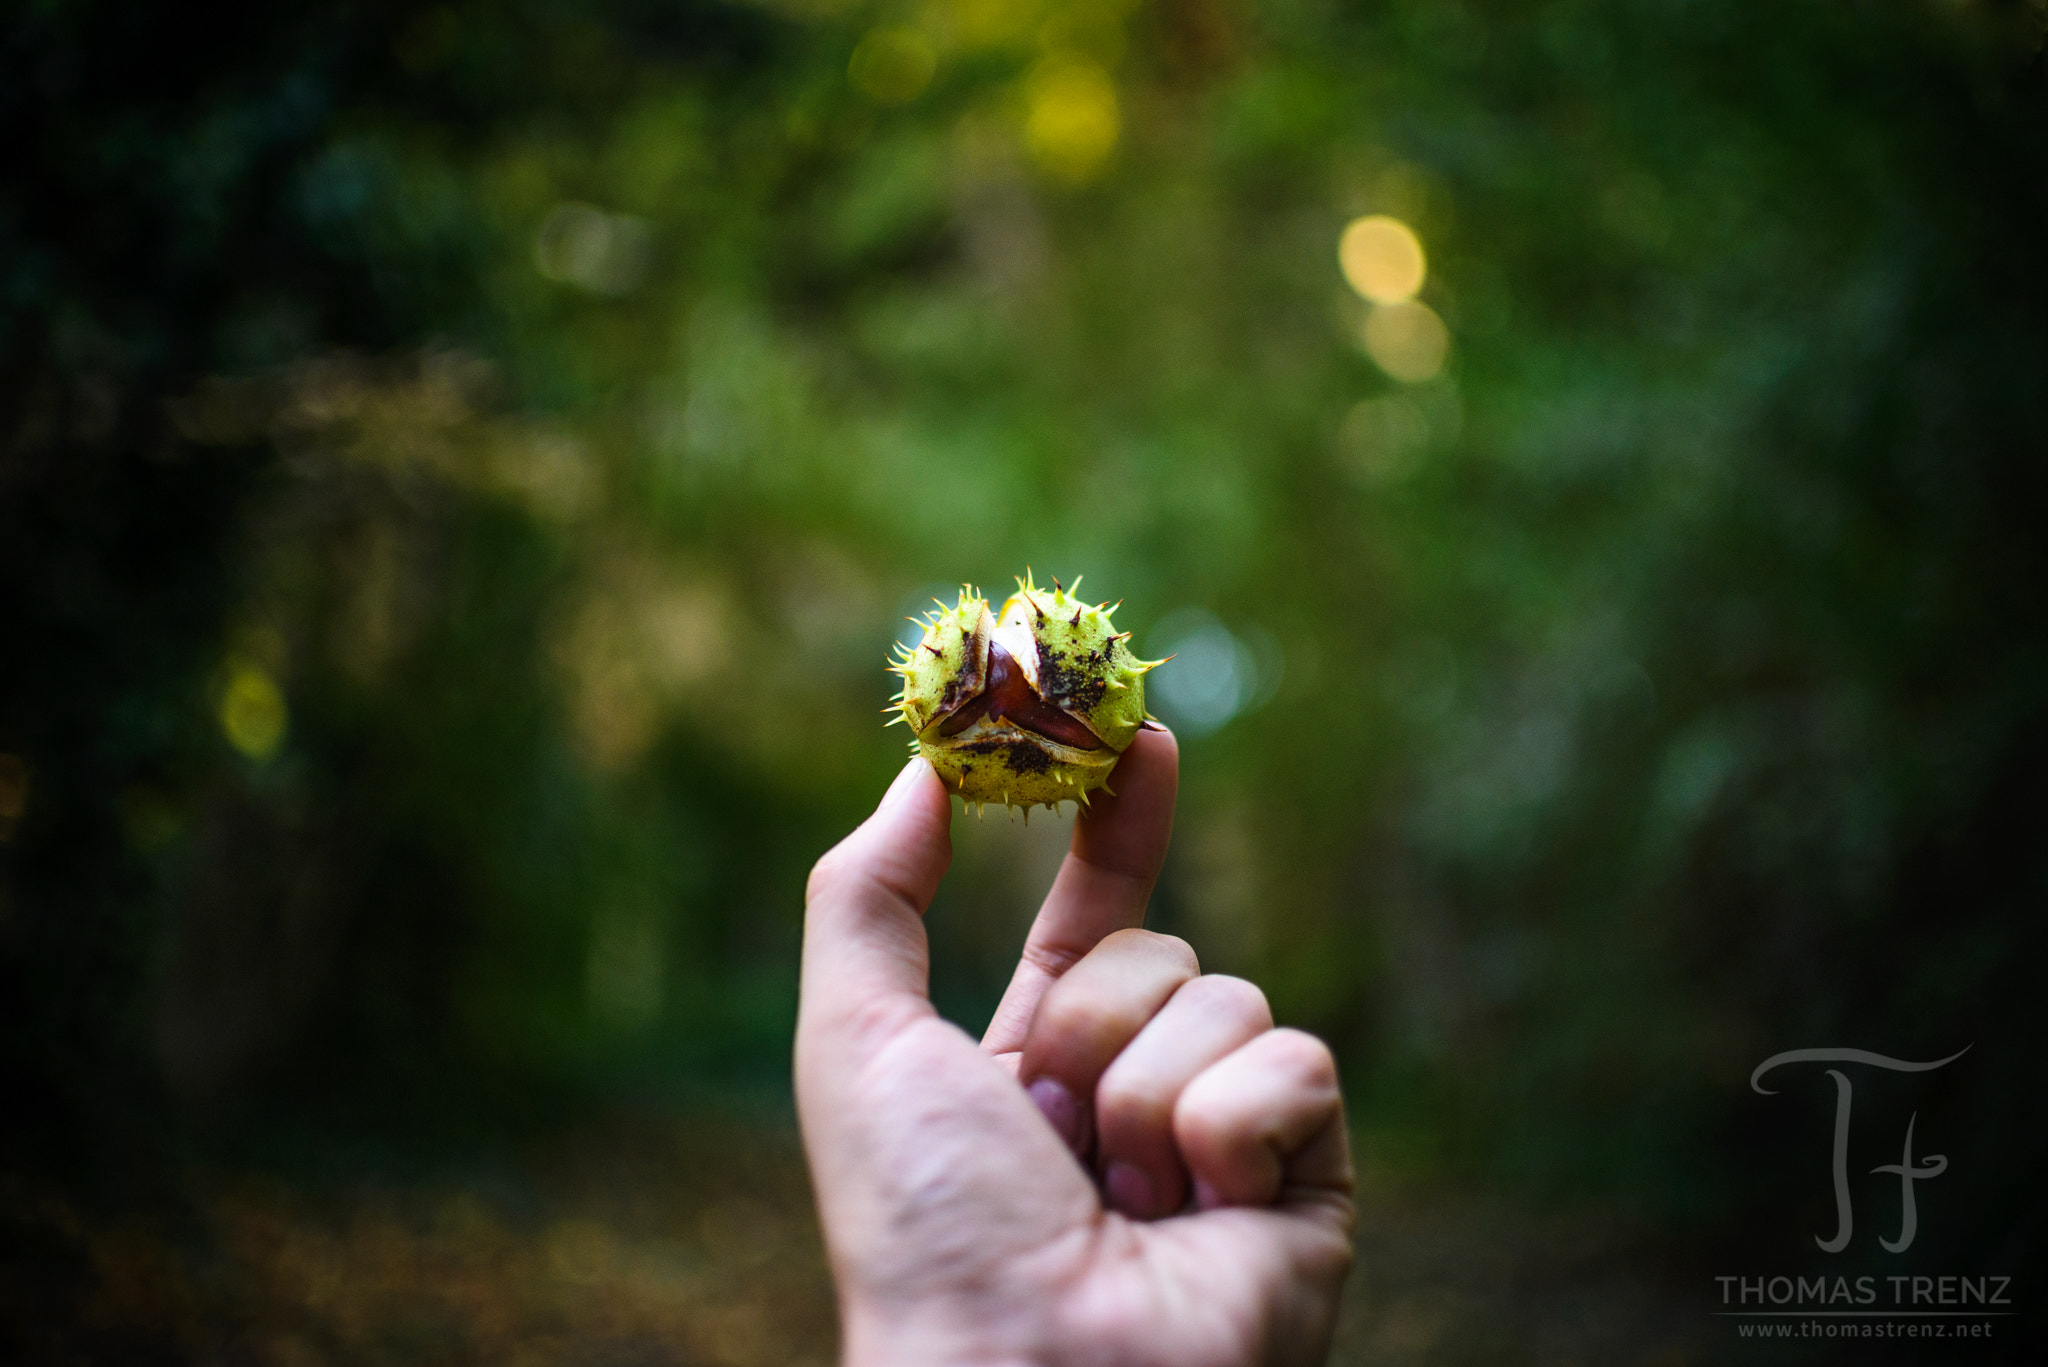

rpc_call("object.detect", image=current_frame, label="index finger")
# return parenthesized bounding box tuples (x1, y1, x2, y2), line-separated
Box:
(981, 726, 1179, 1055)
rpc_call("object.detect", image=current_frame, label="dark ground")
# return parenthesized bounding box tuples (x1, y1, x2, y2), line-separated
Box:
(5, 1112, 1723, 1367)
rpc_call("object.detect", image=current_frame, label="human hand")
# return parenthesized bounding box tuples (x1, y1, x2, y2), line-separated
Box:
(796, 731, 1354, 1366)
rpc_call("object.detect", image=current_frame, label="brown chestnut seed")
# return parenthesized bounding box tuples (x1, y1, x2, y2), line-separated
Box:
(935, 640, 1104, 751)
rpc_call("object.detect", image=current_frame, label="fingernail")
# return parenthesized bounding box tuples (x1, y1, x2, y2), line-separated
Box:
(1104, 1162, 1156, 1218)
(1026, 1077, 1085, 1154)
(1193, 1179, 1225, 1212)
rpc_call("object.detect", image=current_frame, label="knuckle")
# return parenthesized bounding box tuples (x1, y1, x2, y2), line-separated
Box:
(1019, 939, 1086, 980)
(1034, 980, 1123, 1045)
(1266, 1028, 1339, 1090)
(1178, 973, 1273, 1030)
(1100, 927, 1199, 972)
(805, 845, 851, 906)
(1171, 1080, 1236, 1152)
(1095, 1065, 1171, 1125)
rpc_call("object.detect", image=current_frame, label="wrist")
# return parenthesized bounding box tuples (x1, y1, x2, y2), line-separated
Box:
(840, 1297, 1043, 1367)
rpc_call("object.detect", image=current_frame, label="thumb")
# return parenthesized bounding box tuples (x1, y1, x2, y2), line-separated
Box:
(797, 758, 953, 1069)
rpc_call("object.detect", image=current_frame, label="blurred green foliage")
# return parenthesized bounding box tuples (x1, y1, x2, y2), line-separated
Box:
(5, 0, 2046, 1299)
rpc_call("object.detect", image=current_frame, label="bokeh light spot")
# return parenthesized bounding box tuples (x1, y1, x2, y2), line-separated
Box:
(533, 204, 655, 296)
(220, 662, 287, 761)
(1024, 56, 1120, 184)
(1339, 214, 1427, 304)
(1340, 395, 1431, 483)
(1145, 609, 1281, 737)
(849, 27, 937, 105)
(1363, 299, 1450, 383)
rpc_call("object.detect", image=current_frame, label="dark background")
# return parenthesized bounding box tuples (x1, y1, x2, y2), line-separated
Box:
(5, 1, 2045, 1361)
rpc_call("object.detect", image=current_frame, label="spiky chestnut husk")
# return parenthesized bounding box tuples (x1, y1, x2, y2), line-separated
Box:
(887, 573, 1166, 814)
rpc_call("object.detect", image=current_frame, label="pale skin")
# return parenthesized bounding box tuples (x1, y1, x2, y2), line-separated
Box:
(796, 730, 1355, 1367)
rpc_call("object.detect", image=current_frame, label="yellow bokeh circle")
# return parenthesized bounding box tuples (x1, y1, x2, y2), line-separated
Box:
(1339, 215, 1427, 304)
(220, 662, 288, 761)
(1024, 56, 1120, 184)
(1363, 300, 1450, 383)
